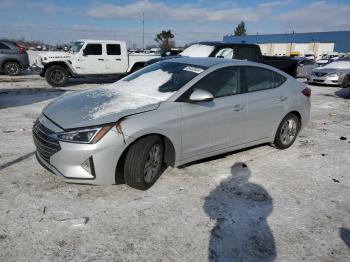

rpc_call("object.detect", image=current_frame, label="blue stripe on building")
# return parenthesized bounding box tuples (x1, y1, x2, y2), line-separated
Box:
(223, 31, 350, 52)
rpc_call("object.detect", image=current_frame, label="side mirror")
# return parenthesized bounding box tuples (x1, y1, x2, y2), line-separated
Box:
(82, 49, 87, 56)
(189, 89, 214, 102)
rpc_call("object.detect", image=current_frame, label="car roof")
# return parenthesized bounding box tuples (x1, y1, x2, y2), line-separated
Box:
(194, 41, 258, 47)
(166, 57, 260, 68)
(77, 39, 125, 44)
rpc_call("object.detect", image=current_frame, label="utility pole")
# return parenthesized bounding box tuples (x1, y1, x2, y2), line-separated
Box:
(142, 12, 145, 51)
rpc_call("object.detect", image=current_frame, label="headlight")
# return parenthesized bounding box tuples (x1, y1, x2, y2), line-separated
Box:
(52, 124, 113, 144)
(327, 72, 341, 77)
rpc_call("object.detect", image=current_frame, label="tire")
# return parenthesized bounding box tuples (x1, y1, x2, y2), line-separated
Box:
(341, 75, 349, 88)
(274, 113, 300, 149)
(4, 61, 21, 76)
(45, 65, 68, 87)
(124, 135, 165, 190)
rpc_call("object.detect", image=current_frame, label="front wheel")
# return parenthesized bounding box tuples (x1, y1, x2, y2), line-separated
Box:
(124, 136, 164, 190)
(45, 65, 68, 87)
(4, 61, 21, 76)
(274, 113, 300, 149)
(341, 75, 349, 88)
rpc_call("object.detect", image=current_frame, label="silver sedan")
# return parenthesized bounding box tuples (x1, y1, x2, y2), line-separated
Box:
(33, 58, 311, 190)
(308, 60, 350, 88)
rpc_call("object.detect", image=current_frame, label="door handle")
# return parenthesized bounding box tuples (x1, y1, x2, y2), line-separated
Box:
(232, 104, 244, 112)
(278, 96, 288, 101)
(98, 58, 104, 61)
(115, 58, 121, 61)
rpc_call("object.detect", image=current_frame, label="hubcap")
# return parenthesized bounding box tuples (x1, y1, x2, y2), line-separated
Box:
(144, 144, 162, 184)
(7, 63, 19, 74)
(280, 118, 297, 145)
(50, 70, 65, 83)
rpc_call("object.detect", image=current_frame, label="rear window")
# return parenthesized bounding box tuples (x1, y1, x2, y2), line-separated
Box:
(107, 44, 121, 55)
(0, 42, 10, 50)
(236, 47, 259, 62)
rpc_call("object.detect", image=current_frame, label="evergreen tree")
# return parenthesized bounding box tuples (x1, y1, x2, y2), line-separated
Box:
(234, 21, 247, 36)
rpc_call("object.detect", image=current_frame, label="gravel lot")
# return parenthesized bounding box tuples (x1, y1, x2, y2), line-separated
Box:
(0, 73, 349, 261)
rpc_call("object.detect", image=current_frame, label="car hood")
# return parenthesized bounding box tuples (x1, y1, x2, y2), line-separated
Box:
(312, 67, 338, 74)
(43, 87, 162, 130)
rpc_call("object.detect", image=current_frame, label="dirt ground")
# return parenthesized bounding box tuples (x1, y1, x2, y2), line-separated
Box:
(0, 73, 349, 262)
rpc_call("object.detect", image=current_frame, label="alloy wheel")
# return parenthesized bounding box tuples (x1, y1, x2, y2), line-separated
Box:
(280, 118, 297, 145)
(144, 144, 162, 184)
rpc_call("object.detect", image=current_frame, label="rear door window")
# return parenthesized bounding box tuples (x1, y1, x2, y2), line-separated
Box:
(107, 44, 121, 55)
(85, 44, 102, 55)
(236, 47, 258, 62)
(244, 67, 286, 92)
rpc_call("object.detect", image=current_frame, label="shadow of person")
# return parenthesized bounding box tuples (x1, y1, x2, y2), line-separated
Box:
(340, 227, 350, 249)
(203, 162, 276, 262)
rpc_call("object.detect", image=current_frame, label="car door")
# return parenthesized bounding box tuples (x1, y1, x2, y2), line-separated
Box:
(179, 66, 246, 159)
(105, 43, 128, 74)
(76, 43, 106, 74)
(243, 66, 287, 141)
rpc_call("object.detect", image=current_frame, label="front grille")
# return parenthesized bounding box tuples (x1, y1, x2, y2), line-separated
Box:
(314, 72, 327, 77)
(32, 119, 61, 163)
(314, 79, 324, 83)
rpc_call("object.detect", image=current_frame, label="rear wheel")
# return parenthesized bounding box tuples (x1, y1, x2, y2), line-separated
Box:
(124, 135, 164, 190)
(45, 65, 68, 87)
(274, 113, 300, 149)
(341, 75, 349, 88)
(4, 61, 20, 76)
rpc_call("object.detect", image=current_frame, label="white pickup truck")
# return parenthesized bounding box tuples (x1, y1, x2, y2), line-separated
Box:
(36, 39, 160, 87)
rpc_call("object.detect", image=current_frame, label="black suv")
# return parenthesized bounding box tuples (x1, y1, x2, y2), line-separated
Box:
(0, 40, 30, 76)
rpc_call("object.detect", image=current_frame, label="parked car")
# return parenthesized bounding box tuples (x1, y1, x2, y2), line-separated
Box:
(0, 40, 29, 76)
(35, 39, 160, 87)
(33, 57, 311, 190)
(293, 58, 318, 78)
(308, 61, 350, 88)
(146, 42, 299, 78)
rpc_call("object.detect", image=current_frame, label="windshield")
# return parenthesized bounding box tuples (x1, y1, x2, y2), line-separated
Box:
(88, 62, 207, 119)
(122, 61, 206, 93)
(70, 41, 84, 53)
(180, 44, 215, 57)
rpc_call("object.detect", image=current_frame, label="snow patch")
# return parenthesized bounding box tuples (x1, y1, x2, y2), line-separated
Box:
(90, 69, 173, 118)
(180, 44, 215, 58)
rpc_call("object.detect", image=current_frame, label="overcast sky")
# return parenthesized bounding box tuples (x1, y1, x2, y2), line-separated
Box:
(1, 0, 349, 47)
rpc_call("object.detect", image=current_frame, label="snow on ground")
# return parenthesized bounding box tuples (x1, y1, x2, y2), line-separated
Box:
(0, 73, 349, 261)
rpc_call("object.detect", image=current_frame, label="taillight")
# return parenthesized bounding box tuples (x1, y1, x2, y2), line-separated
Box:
(16, 43, 26, 54)
(18, 47, 26, 54)
(302, 87, 311, 97)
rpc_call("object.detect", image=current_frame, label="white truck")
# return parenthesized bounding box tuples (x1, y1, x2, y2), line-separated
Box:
(36, 39, 160, 87)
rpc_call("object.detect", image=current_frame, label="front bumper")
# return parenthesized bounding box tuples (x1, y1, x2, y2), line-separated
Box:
(307, 75, 340, 85)
(33, 117, 133, 185)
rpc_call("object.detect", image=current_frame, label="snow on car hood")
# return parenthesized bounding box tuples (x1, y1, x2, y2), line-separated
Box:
(180, 44, 215, 57)
(43, 69, 174, 129)
(322, 61, 350, 69)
